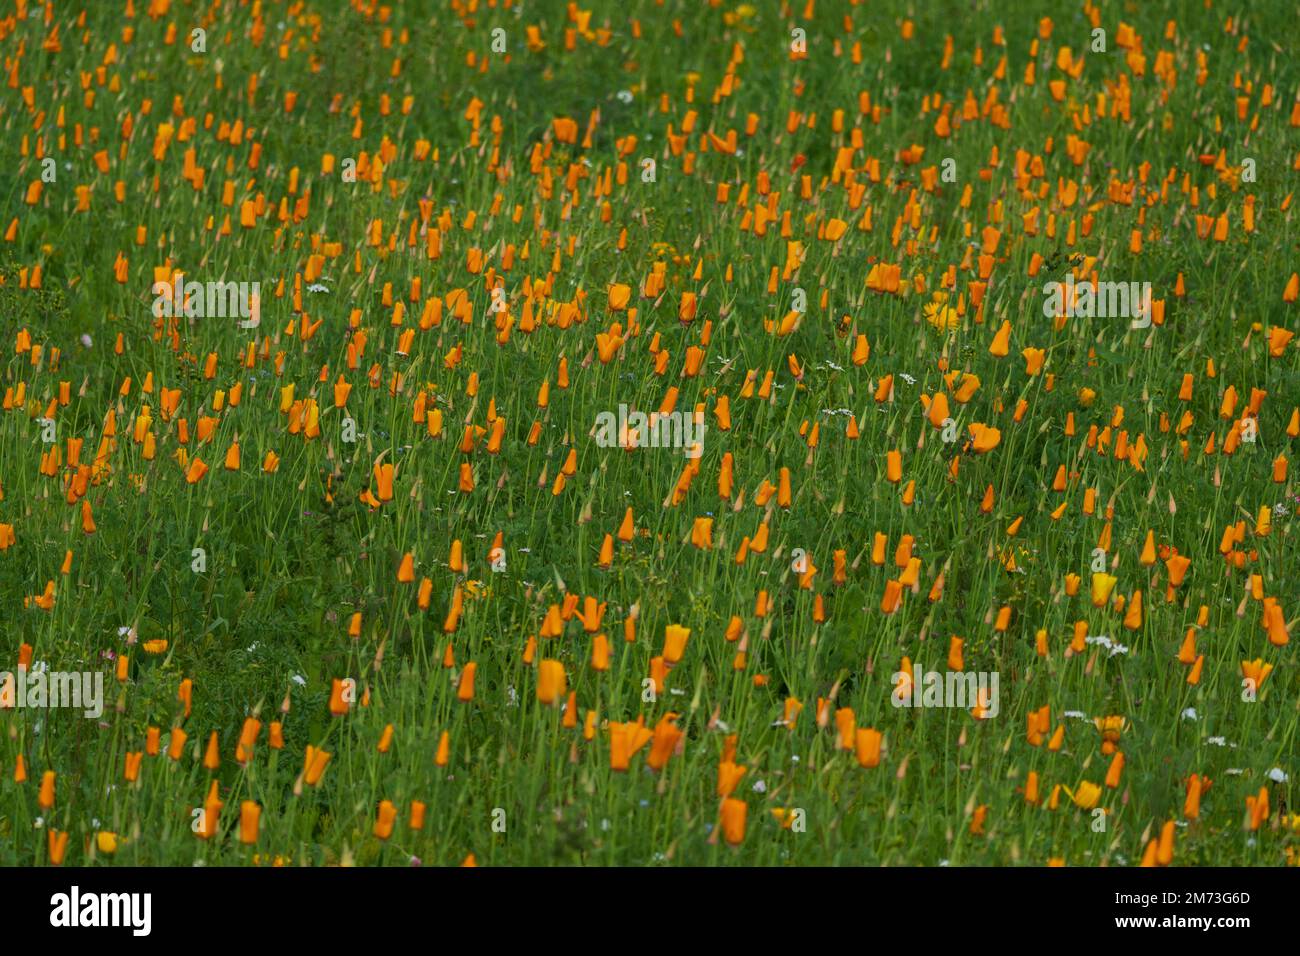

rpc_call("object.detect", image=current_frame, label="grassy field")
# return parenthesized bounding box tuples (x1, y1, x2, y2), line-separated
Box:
(1, 0, 1298, 866)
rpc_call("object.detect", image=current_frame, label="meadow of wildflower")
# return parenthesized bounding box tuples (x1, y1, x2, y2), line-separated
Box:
(1, 0, 1298, 871)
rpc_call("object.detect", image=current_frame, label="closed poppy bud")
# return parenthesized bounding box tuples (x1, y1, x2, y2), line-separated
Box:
(1023, 771, 1041, 805)
(1184, 774, 1204, 820)
(871, 532, 888, 565)
(988, 320, 1012, 356)
(48, 829, 69, 866)
(203, 731, 221, 770)
(855, 728, 882, 768)
(236, 717, 261, 764)
(679, 291, 698, 322)
(239, 801, 261, 844)
(609, 283, 631, 311)
(1264, 601, 1290, 647)
(197, 780, 223, 840)
(409, 801, 427, 830)
(374, 800, 397, 840)
(928, 391, 950, 428)
(304, 747, 332, 786)
(166, 726, 188, 761)
(38, 770, 55, 809)
(852, 334, 870, 365)
(537, 659, 566, 705)
(1122, 589, 1143, 629)
(1156, 820, 1175, 865)
(662, 624, 690, 663)
(591, 633, 610, 671)
(329, 678, 352, 715)
(597, 533, 615, 567)
(649, 656, 667, 694)
(880, 579, 903, 614)
(720, 797, 747, 845)
(885, 449, 902, 483)
(457, 662, 477, 701)
(1105, 751, 1125, 788)
(947, 635, 964, 671)
(124, 751, 144, 782)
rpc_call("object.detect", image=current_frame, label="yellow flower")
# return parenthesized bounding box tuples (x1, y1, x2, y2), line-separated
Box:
(923, 293, 959, 332)
(1068, 781, 1102, 810)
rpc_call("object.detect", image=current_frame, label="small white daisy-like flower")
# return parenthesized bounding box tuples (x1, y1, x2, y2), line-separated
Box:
(1181, 707, 1198, 721)
(1085, 635, 1129, 657)
(1267, 767, 1289, 783)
